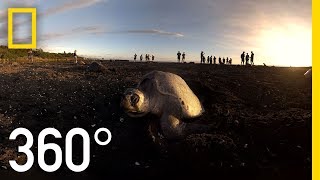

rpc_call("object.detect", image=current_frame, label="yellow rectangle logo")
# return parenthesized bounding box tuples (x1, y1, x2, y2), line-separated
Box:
(8, 8, 37, 49)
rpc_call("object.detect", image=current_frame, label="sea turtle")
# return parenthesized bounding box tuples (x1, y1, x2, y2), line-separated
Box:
(121, 71, 205, 139)
(87, 62, 107, 72)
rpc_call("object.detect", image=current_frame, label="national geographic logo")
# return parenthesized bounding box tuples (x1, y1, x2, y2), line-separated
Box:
(7, 8, 37, 49)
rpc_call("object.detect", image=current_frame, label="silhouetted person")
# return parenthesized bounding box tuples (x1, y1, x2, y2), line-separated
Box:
(201, 51, 205, 63)
(210, 56, 213, 64)
(223, 57, 225, 64)
(140, 54, 143, 61)
(152, 55, 155, 61)
(219, 57, 222, 64)
(177, 51, 182, 63)
(134, 53, 137, 61)
(28, 49, 33, 63)
(74, 50, 77, 64)
(226, 57, 229, 65)
(230, 58, 232, 65)
(241, 52, 245, 65)
(207, 56, 210, 64)
(182, 52, 186, 63)
(246, 53, 250, 65)
(251, 51, 254, 65)
(214, 56, 216, 64)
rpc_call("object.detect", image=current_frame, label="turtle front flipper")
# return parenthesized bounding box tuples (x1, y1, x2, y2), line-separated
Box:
(160, 113, 212, 140)
(160, 113, 186, 140)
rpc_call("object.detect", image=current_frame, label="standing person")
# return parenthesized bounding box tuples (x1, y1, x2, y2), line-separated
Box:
(246, 53, 250, 65)
(213, 56, 216, 64)
(223, 57, 226, 64)
(251, 51, 255, 65)
(230, 58, 232, 65)
(152, 55, 155, 61)
(219, 57, 222, 64)
(200, 51, 205, 64)
(134, 53, 137, 61)
(241, 52, 245, 65)
(207, 56, 210, 64)
(182, 52, 186, 63)
(140, 54, 143, 61)
(28, 49, 33, 63)
(177, 51, 182, 63)
(74, 50, 77, 64)
(210, 56, 213, 64)
(145, 54, 148, 61)
(226, 57, 229, 65)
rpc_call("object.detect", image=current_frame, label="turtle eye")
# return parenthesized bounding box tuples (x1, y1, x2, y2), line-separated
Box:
(130, 94, 140, 105)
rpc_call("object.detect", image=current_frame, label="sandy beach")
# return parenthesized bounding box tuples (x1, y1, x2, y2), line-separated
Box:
(0, 61, 311, 179)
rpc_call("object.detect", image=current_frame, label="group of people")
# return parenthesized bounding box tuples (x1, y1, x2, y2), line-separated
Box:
(200, 51, 232, 65)
(177, 51, 186, 63)
(241, 51, 254, 65)
(134, 54, 155, 62)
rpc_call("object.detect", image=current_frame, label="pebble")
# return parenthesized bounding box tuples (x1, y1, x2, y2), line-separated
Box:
(135, 162, 140, 166)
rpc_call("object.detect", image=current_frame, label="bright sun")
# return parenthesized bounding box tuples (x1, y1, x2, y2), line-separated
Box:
(259, 24, 311, 67)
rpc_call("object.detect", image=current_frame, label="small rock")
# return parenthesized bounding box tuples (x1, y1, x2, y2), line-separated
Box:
(74, 116, 77, 120)
(12, 62, 19, 66)
(135, 162, 140, 166)
(234, 120, 240, 126)
(120, 117, 124, 123)
(1, 166, 7, 170)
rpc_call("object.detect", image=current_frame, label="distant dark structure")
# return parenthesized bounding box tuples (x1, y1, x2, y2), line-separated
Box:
(251, 51, 254, 65)
(177, 51, 182, 63)
(241, 52, 245, 65)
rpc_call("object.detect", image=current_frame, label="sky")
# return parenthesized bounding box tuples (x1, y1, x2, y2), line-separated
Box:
(0, 0, 312, 66)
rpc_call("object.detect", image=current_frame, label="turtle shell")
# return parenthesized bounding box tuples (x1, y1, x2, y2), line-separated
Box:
(138, 71, 204, 118)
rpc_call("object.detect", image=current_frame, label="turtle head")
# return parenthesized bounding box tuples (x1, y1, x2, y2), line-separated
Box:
(121, 88, 150, 117)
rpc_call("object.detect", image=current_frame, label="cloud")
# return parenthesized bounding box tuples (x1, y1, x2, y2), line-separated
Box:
(40, 26, 107, 41)
(41, 0, 105, 16)
(117, 29, 184, 37)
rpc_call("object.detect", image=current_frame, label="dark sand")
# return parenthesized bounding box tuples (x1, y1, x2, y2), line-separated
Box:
(0, 61, 311, 179)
